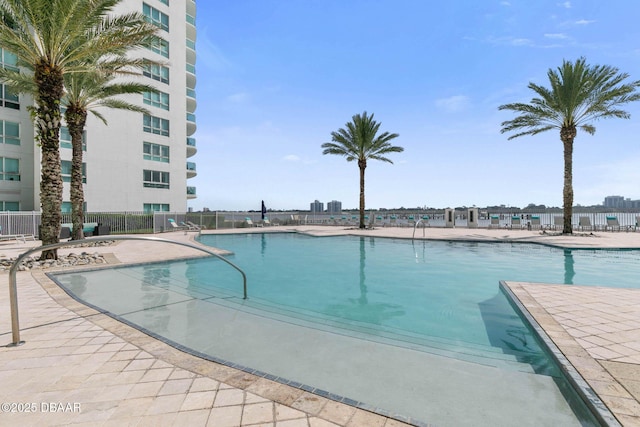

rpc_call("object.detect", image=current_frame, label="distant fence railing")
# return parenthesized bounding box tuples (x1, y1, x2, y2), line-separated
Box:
(2, 210, 640, 238)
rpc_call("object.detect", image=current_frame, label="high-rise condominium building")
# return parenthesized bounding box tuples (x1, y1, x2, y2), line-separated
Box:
(327, 200, 342, 214)
(310, 200, 324, 213)
(0, 0, 197, 213)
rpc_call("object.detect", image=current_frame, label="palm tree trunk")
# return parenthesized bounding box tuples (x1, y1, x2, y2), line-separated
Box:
(358, 159, 366, 229)
(67, 108, 87, 240)
(35, 60, 64, 259)
(561, 126, 576, 234)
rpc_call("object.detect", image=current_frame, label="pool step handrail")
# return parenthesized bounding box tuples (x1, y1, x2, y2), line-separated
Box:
(7, 235, 248, 347)
(412, 219, 426, 239)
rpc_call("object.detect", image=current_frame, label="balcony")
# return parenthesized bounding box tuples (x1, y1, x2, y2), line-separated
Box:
(186, 62, 196, 89)
(186, 14, 196, 40)
(187, 137, 197, 157)
(187, 161, 197, 178)
(187, 186, 197, 199)
(187, 113, 196, 136)
(186, 38, 196, 67)
(187, 87, 196, 113)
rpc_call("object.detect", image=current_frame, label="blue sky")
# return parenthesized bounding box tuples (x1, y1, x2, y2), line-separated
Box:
(190, 1, 640, 211)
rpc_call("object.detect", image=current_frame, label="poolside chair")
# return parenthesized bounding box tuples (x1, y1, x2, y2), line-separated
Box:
(262, 218, 272, 227)
(578, 216, 592, 231)
(186, 221, 203, 230)
(489, 215, 500, 229)
(245, 217, 255, 227)
(510, 216, 523, 229)
(168, 218, 187, 231)
(605, 216, 622, 232)
(181, 221, 199, 230)
(389, 215, 398, 227)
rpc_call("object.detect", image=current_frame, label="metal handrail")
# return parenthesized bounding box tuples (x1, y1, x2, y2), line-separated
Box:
(412, 219, 426, 239)
(8, 235, 248, 347)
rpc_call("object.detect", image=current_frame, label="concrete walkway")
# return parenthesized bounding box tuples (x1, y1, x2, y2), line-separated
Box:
(1, 226, 639, 426)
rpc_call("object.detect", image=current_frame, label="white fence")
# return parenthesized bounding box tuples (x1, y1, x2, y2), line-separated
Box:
(2, 210, 640, 238)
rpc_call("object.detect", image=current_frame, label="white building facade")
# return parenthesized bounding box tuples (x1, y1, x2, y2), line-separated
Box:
(0, 0, 197, 213)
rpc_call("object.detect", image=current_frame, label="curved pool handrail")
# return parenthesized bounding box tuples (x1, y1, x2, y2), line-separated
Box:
(8, 235, 248, 347)
(412, 219, 426, 239)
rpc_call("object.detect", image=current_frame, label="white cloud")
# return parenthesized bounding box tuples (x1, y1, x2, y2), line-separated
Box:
(511, 38, 533, 46)
(575, 19, 596, 25)
(283, 154, 301, 162)
(500, 1, 511, 6)
(227, 92, 249, 103)
(544, 33, 568, 39)
(435, 95, 471, 113)
(558, 1, 571, 8)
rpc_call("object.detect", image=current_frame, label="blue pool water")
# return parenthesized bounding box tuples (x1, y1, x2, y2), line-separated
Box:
(51, 233, 637, 426)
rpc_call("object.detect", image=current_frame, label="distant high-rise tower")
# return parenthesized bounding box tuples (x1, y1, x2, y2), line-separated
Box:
(327, 200, 342, 214)
(310, 200, 324, 213)
(0, 0, 197, 213)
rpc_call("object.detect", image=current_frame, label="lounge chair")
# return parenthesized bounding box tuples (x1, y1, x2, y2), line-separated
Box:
(389, 215, 398, 226)
(578, 216, 592, 231)
(186, 221, 203, 230)
(263, 218, 272, 227)
(489, 215, 500, 229)
(245, 217, 255, 227)
(605, 216, 622, 232)
(511, 216, 523, 229)
(168, 218, 188, 231)
(181, 221, 199, 230)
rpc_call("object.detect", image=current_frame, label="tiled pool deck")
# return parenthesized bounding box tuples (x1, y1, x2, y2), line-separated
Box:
(1, 226, 639, 426)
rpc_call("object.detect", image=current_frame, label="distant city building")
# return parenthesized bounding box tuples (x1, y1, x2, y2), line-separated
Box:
(603, 195, 640, 209)
(327, 200, 342, 214)
(310, 200, 324, 213)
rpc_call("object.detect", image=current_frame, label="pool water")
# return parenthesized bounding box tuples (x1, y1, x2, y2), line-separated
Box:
(51, 233, 635, 426)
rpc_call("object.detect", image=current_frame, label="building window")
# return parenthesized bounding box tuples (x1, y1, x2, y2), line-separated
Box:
(143, 142, 170, 163)
(1, 201, 19, 211)
(158, 0, 169, 5)
(0, 120, 19, 145)
(61, 201, 86, 213)
(143, 169, 170, 189)
(143, 3, 169, 31)
(148, 36, 169, 58)
(0, 84, 19, 110)
(0, 48, 18, 71)
(143, 114, 169, 136)
(60, 126, 87, 150)
(0, 157, 20, 181)
(61, 160, 87, 183)
(143, 62, 169, 84)
(143, 90, 169, 110)
(143, 203, 169, 213)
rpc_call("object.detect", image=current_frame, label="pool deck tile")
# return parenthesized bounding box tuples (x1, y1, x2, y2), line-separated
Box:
(1, 226, 640, 426)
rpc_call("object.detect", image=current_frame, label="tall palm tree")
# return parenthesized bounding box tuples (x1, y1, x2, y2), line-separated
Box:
(0, 0, 157, 258)
(64, 71, 155, 240)
(322, 112, 403, 229)
(499, 57, 640, 234)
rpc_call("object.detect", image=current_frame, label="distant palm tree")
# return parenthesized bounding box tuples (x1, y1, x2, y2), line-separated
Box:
(322, 112, 403, 229)
(499, 57, 640, 234)
(0, 0, 157, 258)
(64, 71, 155, 240)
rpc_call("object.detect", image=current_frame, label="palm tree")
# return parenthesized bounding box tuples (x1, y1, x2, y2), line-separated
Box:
(499, 57, 640, 234)
(322, 112, 403, 229)
(0, 0, 157, 258)
(64, 71, 155, 240)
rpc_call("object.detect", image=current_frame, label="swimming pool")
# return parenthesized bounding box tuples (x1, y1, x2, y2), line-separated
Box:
(50, 233, 635, 426)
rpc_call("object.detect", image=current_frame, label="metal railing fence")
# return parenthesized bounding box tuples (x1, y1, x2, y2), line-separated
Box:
(2, 210, 640, 237)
